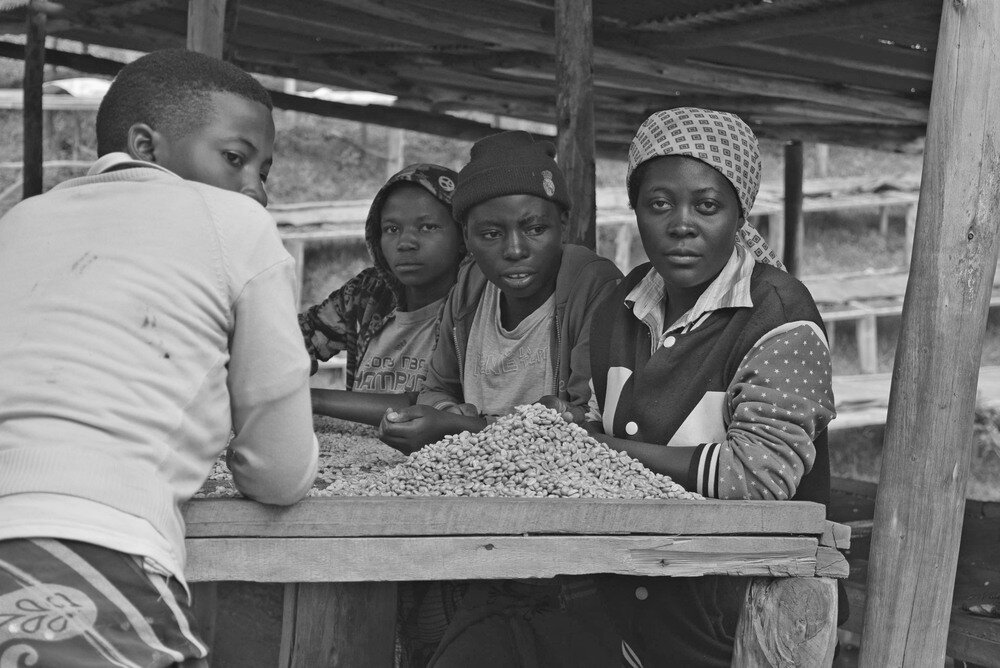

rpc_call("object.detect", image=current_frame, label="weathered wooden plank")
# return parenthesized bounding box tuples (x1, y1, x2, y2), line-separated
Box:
(22, 0, 46, 199)
(185, 535, 820, 582)
(182, 497, 828, 538)
(783, 139, 804, 276)
(819, 520, 851, 550)
(277, 582, 396, 668)
(555, 0, 596, 249)
(187, 0, 226, 59)
(860, 1, 1000, 665)
(733, 577, 838, 668)
(189, 582, 218, 655)
(814, 547, 849, 579)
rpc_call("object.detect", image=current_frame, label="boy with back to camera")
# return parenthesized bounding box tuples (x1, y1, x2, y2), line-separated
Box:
(0, 49, 318, 667)
(378, 131, 622, 450)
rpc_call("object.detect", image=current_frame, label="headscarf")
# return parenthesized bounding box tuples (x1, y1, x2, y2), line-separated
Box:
(626, 107, 784, 270)
(364, 163, 461, 286)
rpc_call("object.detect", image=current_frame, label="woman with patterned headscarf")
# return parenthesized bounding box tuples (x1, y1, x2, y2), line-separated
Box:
(583, 108, 837, 666)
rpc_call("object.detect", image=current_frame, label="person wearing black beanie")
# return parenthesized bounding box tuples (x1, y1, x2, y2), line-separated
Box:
(451, 130, 571, 223)
(378, 131, 625, 668)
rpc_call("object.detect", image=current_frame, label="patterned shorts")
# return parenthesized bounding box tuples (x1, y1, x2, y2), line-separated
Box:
(0, 538, 208, 667)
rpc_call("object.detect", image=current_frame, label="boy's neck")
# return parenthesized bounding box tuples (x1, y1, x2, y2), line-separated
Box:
(498, 285, 555, 330)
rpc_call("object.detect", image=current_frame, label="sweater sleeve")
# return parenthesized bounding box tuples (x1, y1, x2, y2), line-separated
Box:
(228, 258, 319, 505)
(688, 321, 835, 500)
(298, 271, 370, 372)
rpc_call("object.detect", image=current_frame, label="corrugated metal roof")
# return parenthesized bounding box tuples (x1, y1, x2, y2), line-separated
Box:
(0, 0, 941, 151)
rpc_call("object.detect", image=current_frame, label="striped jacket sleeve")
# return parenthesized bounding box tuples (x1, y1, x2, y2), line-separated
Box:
(689, 321, 835, 499)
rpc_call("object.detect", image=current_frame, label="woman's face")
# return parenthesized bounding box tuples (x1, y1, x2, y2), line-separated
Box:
(633, 156, 741, 292)
(379, 184, 463, 295)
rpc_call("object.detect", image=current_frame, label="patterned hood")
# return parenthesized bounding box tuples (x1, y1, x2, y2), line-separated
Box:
(364, 163, 460, 297)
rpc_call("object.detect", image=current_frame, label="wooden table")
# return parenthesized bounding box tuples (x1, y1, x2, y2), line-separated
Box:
(183, 497, 849, 667)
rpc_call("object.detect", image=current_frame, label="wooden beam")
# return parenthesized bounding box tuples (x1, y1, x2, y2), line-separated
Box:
(783, 140, 804, 276)
(184, 535, 823, 582)
(22, 0, 46, 199)
(182, 497, 828, 538)
(90, 0, 173, 19)
(626, 0, 845, 32)
(187, 0, 226, 58)
(555, 0, 595, 249)
(735, 42, 934, 82)
(630, 0, 936, 48)
(278, 582, 396, 668)
(859, 1, 1000, 665)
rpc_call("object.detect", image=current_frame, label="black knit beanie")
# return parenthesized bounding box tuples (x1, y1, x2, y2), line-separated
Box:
(452, 130, 571, 222)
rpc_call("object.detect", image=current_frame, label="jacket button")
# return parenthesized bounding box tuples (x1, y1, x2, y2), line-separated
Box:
(625, 421, 638, 436)
(635, 586, 649, 601)
(663, 335, 676, 348)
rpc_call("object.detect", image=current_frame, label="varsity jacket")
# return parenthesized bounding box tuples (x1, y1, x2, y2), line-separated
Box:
(591, 261, 835, 504)
(418, 244, 622, 411)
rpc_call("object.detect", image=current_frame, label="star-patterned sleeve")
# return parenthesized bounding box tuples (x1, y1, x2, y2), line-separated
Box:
(690, 321, 835, 500)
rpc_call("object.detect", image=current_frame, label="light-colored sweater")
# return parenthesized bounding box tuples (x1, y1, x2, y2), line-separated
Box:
(0, 154, 318, 581)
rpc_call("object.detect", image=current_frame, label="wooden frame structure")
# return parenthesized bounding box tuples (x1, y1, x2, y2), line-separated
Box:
(2, 0, 999, 664)
(183, 496, 849, 667)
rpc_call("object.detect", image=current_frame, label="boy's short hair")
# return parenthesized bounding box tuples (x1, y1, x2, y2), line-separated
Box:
(96, 49, 273, 156)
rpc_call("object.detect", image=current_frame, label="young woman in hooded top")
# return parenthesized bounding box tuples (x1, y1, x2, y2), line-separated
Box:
(299, 163, 466, 425)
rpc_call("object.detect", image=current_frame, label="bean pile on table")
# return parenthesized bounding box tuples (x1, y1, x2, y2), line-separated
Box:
(196, 405, 700, 500)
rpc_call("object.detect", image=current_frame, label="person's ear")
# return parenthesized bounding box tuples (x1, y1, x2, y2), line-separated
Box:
(125, 123, 158, 163)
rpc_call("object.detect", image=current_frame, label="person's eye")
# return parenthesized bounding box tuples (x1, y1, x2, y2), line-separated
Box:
(697, 200, 721, 214)
(382, 224, 399, 235)
(649, 198, 671, 211)
(420, 223, 441, 233)
(223, 151, 245, 168)
(481, 229, 501, 240)
(525, 224, 548, 236)
(259, 170, 269, 184)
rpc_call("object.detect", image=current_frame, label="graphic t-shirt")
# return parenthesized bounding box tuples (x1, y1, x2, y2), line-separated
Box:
(463, 283, 554, 417)
(353, 298, 444, 393)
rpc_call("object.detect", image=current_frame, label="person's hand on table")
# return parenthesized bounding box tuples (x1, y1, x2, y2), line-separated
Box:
(378, 404, 486, 454)
(536, 395, 586, 425)
(442, 402, 480, 417)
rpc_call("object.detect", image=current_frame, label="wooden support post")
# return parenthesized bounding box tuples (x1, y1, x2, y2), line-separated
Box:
(855, 313, 878, 374)
(732, 577, 838, 668)
(386, 128, 405, 180)
(815, 143, 830, 178)
(614, 222, 633, 271)
(189, 582, 219, 656)
(878, 205, 890, 237)
(278, 582, 396, 668)
(783, 140, 804, 277)
(187, 0, 227, 58)
(22, 0, 47, 199)
(903, 202, 917, 264)
(767, 212, 785, 262)
(555, 0, 596, 249)
(859, 1, 1000, 665)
